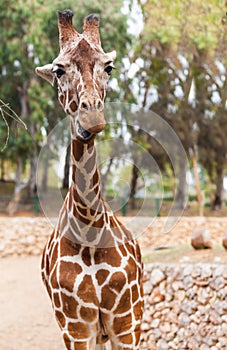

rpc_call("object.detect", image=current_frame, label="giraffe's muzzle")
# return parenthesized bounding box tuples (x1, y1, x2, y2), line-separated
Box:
(78, 109, 106, 136)
(77, 95, 106, 138)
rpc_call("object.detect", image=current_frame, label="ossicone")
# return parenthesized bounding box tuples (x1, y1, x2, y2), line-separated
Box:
(57, 9, 74, 24)
(83, 13, 101, 45)
(57, 9, 79, 50)
(84, 14, 99, 27)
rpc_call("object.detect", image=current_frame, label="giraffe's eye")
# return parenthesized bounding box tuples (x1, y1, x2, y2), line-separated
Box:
(53, 68, 65, 79)
(104, 65, 114, 76)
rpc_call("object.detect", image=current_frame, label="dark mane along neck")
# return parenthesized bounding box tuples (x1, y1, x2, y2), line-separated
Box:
(70, 138, 104, 216)
(56, 138, 107, 245)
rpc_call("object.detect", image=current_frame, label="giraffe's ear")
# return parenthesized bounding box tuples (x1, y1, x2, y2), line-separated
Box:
(106, 50, 117, 62)
(35, 64, 55, 86)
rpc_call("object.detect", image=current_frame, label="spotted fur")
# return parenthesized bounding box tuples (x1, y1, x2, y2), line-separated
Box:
(37, 10, 143, 350)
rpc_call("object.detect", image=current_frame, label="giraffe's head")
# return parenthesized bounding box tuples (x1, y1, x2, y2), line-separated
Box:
(36, 10, 116, 142)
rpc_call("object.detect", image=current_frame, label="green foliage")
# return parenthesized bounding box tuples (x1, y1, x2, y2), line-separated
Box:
(138, 0, 226, 54)
(1, 0, 227, 206)
(0, 0, 130, 182)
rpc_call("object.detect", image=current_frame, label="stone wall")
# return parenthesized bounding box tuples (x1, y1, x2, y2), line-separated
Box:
(1, 217, 227, 349)
(1, 216, 227, 258)
(141, 264, 227, 350)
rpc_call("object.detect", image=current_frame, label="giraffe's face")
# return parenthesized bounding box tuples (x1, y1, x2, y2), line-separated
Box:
(36, 11, 116, 142)
(52, 39, 116, 141)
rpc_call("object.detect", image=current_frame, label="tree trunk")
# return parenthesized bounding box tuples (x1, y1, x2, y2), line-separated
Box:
(41, 156, 49, 192)
(130, 163, 139, 210)
(191, 148, 203, 216)
(6, 156, 26, 214)
(7, 80, 38, 215)
(29, 150, 37, 196)
(175, 156, 188, 209)
(212, 164, 224, 210)
(15, 156, 22, 189)
(101, 157, 113, 198)
(0, 158, 5, 181)
(62, 144, 71, 189)
(19, 81, 38, 196)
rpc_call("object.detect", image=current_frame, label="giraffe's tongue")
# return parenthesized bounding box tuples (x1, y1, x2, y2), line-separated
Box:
(78, 122, 92, 140)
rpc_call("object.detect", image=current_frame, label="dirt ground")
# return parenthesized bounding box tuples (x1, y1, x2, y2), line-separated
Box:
(0, 256, 64, 350)
(1, 254, 227, 350)
(1, 216, 227, 350)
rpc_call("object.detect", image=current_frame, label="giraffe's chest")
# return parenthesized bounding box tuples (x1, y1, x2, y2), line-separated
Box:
(56, 244, 129, 288)
(46, 236, 142, 304)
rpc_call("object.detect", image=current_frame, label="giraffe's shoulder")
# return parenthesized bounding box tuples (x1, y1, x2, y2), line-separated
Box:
(60, 236, 82, 256)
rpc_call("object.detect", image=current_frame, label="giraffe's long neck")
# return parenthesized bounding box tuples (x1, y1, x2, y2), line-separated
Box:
(56, 136, 131, 247)
(58, 137, 112, 246)
(70, 138, 106, 219)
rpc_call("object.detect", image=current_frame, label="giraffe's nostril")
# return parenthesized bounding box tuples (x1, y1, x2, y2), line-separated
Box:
(97, 100, 103, 111)
(81, 102, 89, 111)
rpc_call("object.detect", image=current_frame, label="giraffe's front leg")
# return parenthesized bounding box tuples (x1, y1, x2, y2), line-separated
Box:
(63, 336, 96, 350)
(60, 325, 97, 350)
(54, 304, 99, 350)
(101, 309, 142, 350)
(100, 284, 144, 350)
(110, 325, 141, 350)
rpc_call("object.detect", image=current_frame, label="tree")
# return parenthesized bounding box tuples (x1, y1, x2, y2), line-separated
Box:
(131, 0, 227, 211)
(196, 51, 227, 208)
(0, 0, 131, 212)
(0, 0, 59, 211)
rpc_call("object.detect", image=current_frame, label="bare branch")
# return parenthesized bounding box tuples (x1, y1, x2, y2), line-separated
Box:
(0, 108, 10, 152)
(0, 99, 27, 152)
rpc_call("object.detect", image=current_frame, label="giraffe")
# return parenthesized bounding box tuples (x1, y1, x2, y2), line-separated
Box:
(36, 10, 144, 350)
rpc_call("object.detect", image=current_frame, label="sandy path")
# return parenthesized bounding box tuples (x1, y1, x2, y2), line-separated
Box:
(1, 216, 227, 349)
(0, 256, 64, 350)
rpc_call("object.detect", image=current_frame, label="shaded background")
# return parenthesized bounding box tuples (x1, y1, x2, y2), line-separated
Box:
(1, 2, 227, 349)
(0, 0, 227, 217)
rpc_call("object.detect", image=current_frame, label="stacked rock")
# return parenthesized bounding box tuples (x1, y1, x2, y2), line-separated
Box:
(222, 232, 227, 250)
(191, 228, 212, 250)
(141, 264, 227, 349)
